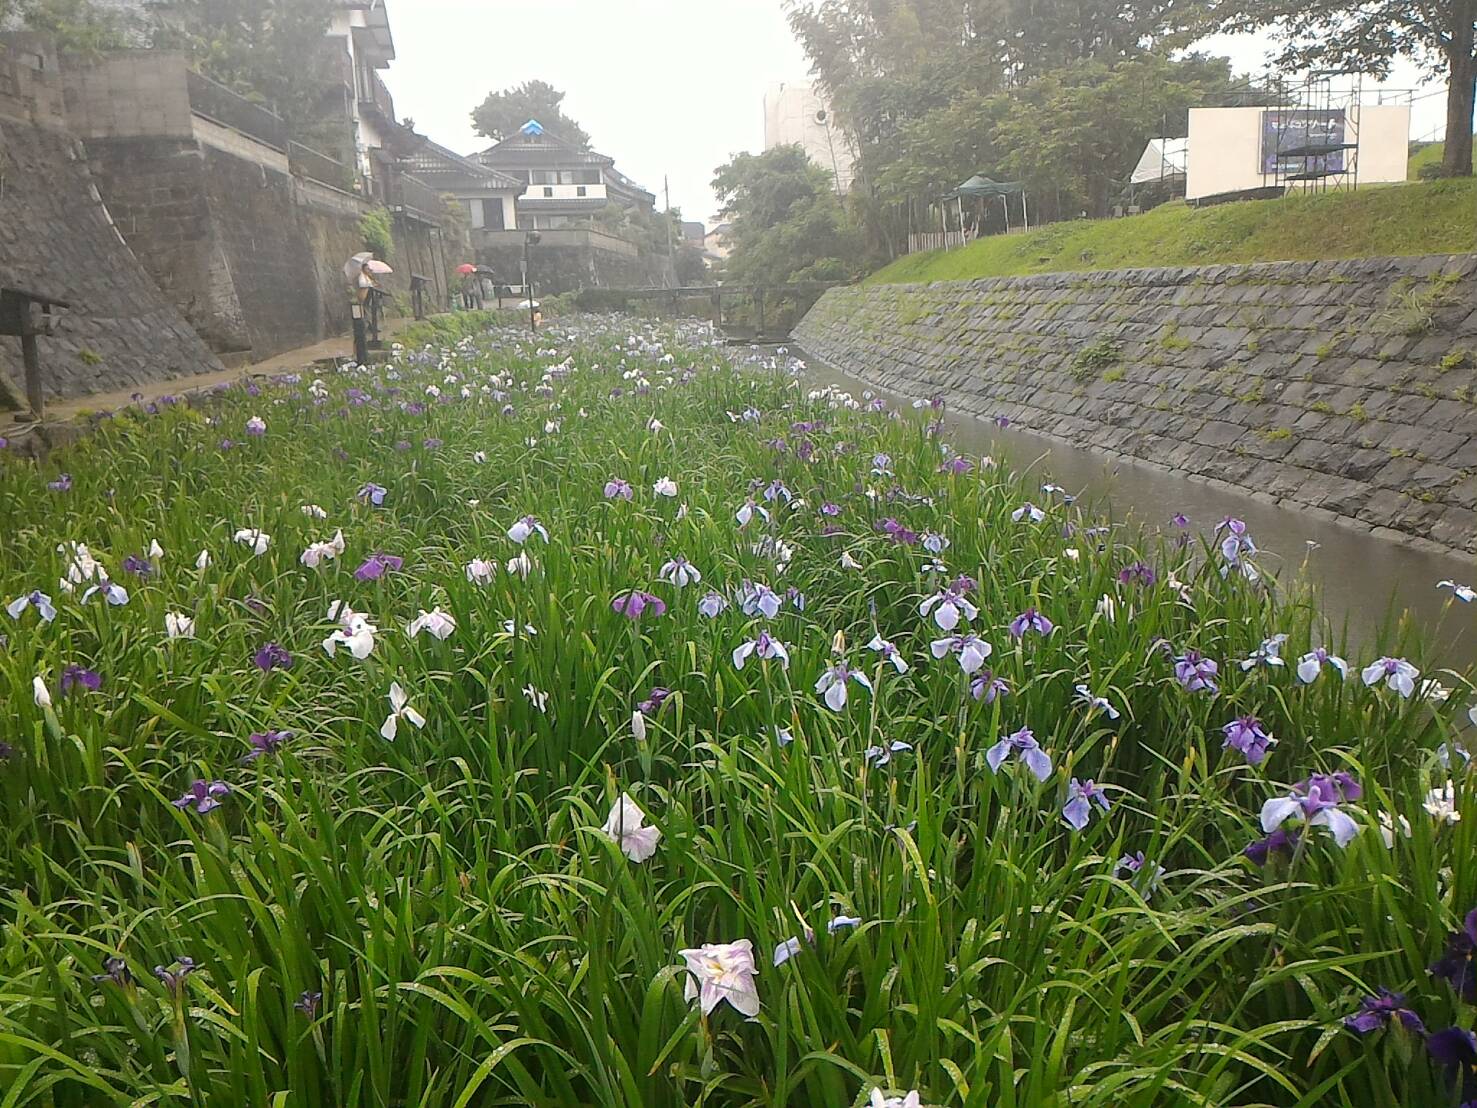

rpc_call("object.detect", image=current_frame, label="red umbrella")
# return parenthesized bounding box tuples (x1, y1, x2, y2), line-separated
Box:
(456, 263, 477, 275)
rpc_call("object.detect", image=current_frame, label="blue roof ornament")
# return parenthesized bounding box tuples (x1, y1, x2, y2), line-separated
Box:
(519, 120, 545, 136)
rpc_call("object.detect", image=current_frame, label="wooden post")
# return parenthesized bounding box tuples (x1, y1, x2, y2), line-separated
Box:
(755, 289, 765, 338)
(21, 329, 42, 419)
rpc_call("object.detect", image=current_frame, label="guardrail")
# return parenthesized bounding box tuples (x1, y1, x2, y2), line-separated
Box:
(289, 140, 351, 190)
(186, 71, 286, 152)
(906, 230, 973, 254)
(393, 173, 443, 220)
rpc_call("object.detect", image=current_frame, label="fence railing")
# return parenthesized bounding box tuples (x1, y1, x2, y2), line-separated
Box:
(906, 230, 973, 255)
(393, 173, 443, 219)
(186, 70, 287, 151)
(289, 140, 351, 190)
(357, 67, 394, 121)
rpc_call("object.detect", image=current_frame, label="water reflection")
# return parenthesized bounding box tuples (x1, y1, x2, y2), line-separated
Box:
(798, 353, 1477, 668)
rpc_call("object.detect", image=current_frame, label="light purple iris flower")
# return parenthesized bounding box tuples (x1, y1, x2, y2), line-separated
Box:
(612, 591, 666, 619)
(864, 740, 912, 767)
(1260, 774, 1361, 847)
(697, 591, 728, 618)
(80, 578, 129, 606)
(1240, 634, 1288, 671)
(920, 588, 977, 631)
(1361, 656, 1419, 698)
(1074, 684, 1120, 719)
(939, 456, 973, 475)
(763, 480, 791, 503)
(921, 531, 949, 554)
(986, 727, 1052, 781)
(1063, 778, 1111, 831)
(1008, 608, 1054, 639)
(732, 630, 790, 670)
(815, 660, 872, 711)
(735, 499, 770, 528)
(971, 670, 1009, 702)
(173, 780, 230, 814)
(1222, 715, 1276, 764)
(1174, 650, 1220, 694)
(604, 478, 633, 500)
(931, 634, 993, 674)
(357, 482, 388, 507)
(737, 581, 782, 619)
(7, 590, 57, 623)
(1296, 646, 1349, 683)
(243, 729, 291, 761)
(867, 634, 908, 673)
(1011, 503, 1045, 523)
(659, 557, 702, 589)
(508, 516, 549, 544)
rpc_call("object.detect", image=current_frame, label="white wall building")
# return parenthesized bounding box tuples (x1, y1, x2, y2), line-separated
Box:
(763, 81, 856, 193)
(1186, 105, 1410, 203)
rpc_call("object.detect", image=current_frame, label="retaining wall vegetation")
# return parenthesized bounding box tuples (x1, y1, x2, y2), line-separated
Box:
(795, 254, 1477, 553)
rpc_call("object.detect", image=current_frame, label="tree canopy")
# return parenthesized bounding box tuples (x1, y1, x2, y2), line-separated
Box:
(712, 145, 865, 286)
(1199, 0, 1475, 177)
(471, 79, 591, 149)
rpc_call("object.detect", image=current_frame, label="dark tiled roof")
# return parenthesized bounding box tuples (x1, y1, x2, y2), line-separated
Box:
(405, 139, 523, 191)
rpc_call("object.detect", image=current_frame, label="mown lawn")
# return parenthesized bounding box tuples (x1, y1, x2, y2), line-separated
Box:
(869, 179, 1476, 284)
(0, 318, 1473, 1106)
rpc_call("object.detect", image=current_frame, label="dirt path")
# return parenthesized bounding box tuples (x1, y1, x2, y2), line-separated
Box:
(2, 317, 418, 438)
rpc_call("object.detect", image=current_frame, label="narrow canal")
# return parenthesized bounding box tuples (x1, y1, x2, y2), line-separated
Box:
(787, 348, 1477, 669)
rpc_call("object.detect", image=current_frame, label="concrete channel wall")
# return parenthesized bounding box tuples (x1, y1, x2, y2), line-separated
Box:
(794, 254, 1477, 554)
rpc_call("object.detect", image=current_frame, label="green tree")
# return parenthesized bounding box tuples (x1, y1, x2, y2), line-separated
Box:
(1200, 0, 1475, 178)
(471, 79, 590, 148)
(145, 0, 336, 134)
(711, 145, 865, 286)
(6, 0, 134, 50)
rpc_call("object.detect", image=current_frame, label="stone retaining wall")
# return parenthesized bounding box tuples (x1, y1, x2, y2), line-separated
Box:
(795, 254, 1477, 553)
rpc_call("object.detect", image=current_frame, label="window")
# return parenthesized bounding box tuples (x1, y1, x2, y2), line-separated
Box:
(482, 198, 504, 230)
(467, 198, 483, 229)
(576, 186, 586, 197)
(576, 169, 602, 185)
(542, 186, 554, 198)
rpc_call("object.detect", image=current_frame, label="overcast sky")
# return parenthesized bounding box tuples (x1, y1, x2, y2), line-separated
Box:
(383, 1, 1448, 228)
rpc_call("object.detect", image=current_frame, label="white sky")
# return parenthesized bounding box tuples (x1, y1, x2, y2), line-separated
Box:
(382, 1, 1448, 229)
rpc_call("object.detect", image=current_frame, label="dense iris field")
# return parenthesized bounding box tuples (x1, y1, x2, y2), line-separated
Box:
(0, 318, 1474, 1107)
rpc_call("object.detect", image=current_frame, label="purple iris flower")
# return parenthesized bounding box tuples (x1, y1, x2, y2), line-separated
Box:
(1425, 1026, 1477, 1102)
(423, 437, 443, 450)
(122, 554, 153, 577)
(90, 956, 132, 987)
(1342, 989, 1425, 1035)
(612, 591, 666, 619)
(732, 629, 790, 670)
(243, 730, 291, 761)
(970, 670, 1009, 703)
(173, 780, 230, 814)
(295, 990, 323, 1017)
(637, 687, 671, 715)
(1171, 512, 1190, 528)
(48, 474, 72, 492)
(820, 501, 842, 517)
(354, 552, 403, 582)
(939, 456, 973, 475)
(1173, 650, 1220, 694)
(61, 665, 102, 694)
(1118, 562, 1155, 587)
(358, 482, 388, 507)
(994, 415, 1010, 428)
(697, 591, 728, 618)
(253, 643, 292, 672)
(1008, 608, 1054, 639)
(1430, 908, 1477, 1003)
(154, 957, 198, 993)
(1244, 826, 1299, 865)
(986, 727, 1052, 781)
(604, 478, 633, 500)
(1222, 715, 1275, 765)
(0, 741, 13, 762)
(1063, 778, 1111, 831)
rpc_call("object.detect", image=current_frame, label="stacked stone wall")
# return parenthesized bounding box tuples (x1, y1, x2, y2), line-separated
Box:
(795, 255, 1477, 553)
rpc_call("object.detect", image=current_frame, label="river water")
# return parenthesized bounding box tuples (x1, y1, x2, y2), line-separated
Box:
(791, 351, 1477, 669)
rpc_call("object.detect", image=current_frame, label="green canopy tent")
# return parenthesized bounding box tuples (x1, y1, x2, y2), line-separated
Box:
(942, 175, 1029, 235)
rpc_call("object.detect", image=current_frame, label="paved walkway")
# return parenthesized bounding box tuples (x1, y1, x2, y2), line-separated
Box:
(4, 317, 416, 435)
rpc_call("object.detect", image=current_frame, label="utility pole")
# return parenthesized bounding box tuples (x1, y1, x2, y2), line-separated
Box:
(663, 176, 676, 289)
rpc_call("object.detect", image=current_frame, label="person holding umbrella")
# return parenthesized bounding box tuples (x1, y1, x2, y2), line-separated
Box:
(456, 263, 480, 310)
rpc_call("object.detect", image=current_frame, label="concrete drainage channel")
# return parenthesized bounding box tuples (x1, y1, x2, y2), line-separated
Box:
(793, 253, 1477, 557)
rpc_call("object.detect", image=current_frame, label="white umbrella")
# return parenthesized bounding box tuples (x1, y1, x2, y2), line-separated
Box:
(343, 254, 393, 280)
(517, 299, 540, 309)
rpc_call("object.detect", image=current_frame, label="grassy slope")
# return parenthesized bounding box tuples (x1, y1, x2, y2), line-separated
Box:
(1409, 137, 1477, 180)
(868, 179, 1476, 284)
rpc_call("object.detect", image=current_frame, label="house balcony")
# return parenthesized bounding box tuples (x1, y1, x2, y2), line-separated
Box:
(473, 226, 638, 258)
